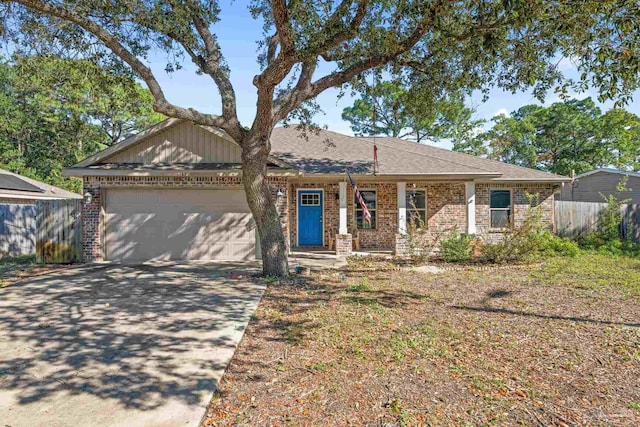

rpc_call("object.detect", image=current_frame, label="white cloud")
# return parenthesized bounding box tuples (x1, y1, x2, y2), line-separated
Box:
(493, 108, 510, 118)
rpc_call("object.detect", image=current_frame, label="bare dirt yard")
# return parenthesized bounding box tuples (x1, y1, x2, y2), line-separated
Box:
(203, 254, 640, 427)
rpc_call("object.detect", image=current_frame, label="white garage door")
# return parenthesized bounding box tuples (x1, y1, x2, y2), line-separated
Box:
(105, 189, 257, 261)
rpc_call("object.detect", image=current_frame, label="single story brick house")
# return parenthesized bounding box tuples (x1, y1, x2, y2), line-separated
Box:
(64, 118, 569, 262)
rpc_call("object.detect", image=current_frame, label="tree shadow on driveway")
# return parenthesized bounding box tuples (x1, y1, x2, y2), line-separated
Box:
(0, 263, 265, 423)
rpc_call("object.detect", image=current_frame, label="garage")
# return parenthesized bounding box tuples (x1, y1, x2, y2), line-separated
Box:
(105, 188, 257, 261)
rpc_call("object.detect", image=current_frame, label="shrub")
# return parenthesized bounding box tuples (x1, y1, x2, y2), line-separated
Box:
(538, 232, 580, 257)
(480, 195, 548, 263)
(405, 207, 443, 259)
(574, 176, 640, 256)
(577, 231, 606, 250)
(439, 228, 473, 262)
(598, 176, 631, 243)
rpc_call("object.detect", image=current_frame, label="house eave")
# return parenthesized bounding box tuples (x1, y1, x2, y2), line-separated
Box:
(63, 167, 301, 178)
(0, 191, 81, 200)
(292, 172, 503, 181)
(476, 177, 571, 184)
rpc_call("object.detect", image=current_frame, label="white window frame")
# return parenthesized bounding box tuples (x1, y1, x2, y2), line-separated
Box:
(489, 188, 512, 229)
(300, 193, 321, 206)
(354, 189, 377, 230)
(406, 188, 427, 229)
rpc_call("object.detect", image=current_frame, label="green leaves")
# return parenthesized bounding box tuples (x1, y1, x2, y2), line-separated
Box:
(342, 81, 481, 143)
(465, 98, 640, 175)
(0, 55, 163, 192)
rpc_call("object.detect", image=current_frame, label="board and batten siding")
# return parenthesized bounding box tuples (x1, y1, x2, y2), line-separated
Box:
(559, 172, 640, 204)
(106, 121, 242, 164)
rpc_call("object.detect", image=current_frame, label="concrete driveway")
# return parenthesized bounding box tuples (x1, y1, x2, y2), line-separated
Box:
(0, 263, 265, 427)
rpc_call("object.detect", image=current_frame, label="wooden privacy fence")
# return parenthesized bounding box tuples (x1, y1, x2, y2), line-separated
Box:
(35, 199, 82, 263)
(0, 203, 37, 258)
(554, 200, 640, 244)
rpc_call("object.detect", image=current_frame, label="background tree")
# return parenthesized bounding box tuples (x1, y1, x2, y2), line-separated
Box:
(4, 1, 640, 275)
(0, 56, 163, 192)
(459, 98, 640, 175)
(342, 82, 482, 143)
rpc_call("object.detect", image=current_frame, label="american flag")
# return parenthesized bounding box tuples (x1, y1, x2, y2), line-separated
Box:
(347, 170, 371, 225)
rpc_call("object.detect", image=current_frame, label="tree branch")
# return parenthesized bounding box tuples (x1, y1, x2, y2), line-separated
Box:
(190, 9, 240, 129)
(271, 0, 294, 54)
(7, 0, 245, 141)
(266, 33, 280, 65)
(317, 0, 368, 61)
(161, 0, 242, 139)
(272, 60, 318, 122)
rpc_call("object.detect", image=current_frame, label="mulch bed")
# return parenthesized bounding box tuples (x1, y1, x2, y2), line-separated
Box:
(203, 260, 640, 427)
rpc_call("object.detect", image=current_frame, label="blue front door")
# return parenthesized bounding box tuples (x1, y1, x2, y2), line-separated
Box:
(298, 190, 323, 246)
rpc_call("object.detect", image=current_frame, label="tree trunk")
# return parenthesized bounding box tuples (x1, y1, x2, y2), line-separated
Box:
(241, 132, 289, 278)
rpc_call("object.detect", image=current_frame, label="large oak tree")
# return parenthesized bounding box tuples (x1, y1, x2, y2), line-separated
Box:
(2, 0, 640, 276)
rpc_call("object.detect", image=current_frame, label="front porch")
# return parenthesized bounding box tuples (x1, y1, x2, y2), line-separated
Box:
(288, 248, 394, 271)
(287, 179, 477, 256)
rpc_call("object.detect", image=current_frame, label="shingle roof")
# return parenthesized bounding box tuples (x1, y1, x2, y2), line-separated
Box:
(0, 168, 81, 200)
(270, 127, 569, 182)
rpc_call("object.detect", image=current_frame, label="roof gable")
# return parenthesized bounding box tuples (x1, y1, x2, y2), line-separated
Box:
(75, 119, 243, 166)
(71, 119, 290, 170)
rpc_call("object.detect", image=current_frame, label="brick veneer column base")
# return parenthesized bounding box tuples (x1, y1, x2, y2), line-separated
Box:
(394, 233, 409, 256)
(335, 234, 352, 256)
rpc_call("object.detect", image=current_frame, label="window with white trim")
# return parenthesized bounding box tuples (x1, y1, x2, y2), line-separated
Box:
(406, 189, 426, 228)
(490, 189, 512, 228)
(355, 190, 377, 229)
(301, 193, 320, 206)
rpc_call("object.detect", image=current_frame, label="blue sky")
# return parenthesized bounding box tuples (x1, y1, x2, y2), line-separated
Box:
(147, 1, 640, 150)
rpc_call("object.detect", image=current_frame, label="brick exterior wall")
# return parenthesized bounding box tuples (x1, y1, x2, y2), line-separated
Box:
(476, 183, 555, 243)
(81, 175, 289, 262)
(289, 180, 470, 250)
(288, 181, 340, 248)
(81, 175, 556, 261)
(289, 181, 397, 250)
(288, 179, 556, 251)
(335, 234, 352, 256)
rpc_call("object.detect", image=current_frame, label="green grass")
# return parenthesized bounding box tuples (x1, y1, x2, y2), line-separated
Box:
(534, 252, 640, 297)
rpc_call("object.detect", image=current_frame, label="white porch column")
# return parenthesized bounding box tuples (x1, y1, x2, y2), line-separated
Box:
(397, 182, 407, 234)
(465, 181, 476, 234)
(339, 181, 348, 234)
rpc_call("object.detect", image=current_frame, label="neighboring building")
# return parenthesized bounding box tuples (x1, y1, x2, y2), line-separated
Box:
(559, 168, 640, 204)
(64, 118, 569, 262)
(0, 169, 81, 258)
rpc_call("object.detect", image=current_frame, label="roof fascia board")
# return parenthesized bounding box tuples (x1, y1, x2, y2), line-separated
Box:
(62, 168, 299, 177)
(0, 192, 81, 200)
(476, 177, 571, 183)
(574, 168, 640, 179)
(293, 172, 503, 180)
